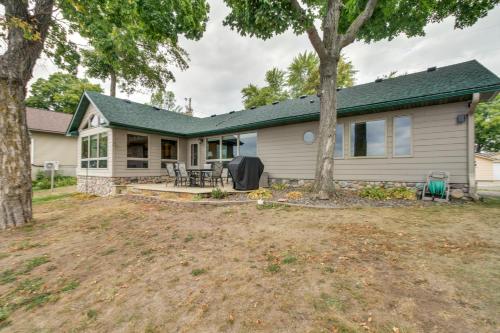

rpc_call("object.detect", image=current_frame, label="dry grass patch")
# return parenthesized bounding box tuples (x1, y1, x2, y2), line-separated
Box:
(0, 195, 498, 332)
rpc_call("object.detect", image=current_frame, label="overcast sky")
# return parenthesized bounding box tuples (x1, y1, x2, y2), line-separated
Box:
(32, 1, 500, 117)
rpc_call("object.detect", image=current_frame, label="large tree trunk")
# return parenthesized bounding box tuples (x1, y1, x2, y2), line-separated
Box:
(0, 0, 54, 229)
(0, 80, 32, 229)
(313, 57, 339, 199)
(110, 71, 117, 97)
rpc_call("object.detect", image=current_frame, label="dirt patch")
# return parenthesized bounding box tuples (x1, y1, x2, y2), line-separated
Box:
(0, 196, 498, 332)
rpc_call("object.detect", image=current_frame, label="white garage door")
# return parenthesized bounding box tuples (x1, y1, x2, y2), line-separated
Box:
(494, 163, 500, 180)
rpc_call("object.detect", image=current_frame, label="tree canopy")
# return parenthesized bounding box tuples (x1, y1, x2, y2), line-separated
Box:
(476, 94, 500, 153)
(26, 73, 102, 114)
(149, 90, 184, 113)
(241, 52, 355, 109)
(57, 0, 210, 95)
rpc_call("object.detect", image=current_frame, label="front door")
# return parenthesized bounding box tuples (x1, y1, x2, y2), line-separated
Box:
(190, 143, 199, 168)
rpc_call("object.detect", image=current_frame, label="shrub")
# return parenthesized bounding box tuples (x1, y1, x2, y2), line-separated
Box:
(271, 183, 289, 191)
(359, 186, 389, 200)
(32, 171, 76, 191)
(248, 188, 273, 200)
(387, 187, 416, 200)
(286, 191, 303, 200)
(360, 186, 416, 200)
(211, 188, 227, 199)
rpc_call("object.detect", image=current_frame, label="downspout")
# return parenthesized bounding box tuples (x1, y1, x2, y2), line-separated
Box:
(467, 93, 480, 199)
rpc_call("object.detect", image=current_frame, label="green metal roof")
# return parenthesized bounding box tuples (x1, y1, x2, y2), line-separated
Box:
(67, 60, 500, 137)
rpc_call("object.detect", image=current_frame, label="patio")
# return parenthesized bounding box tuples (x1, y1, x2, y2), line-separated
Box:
(127, 183, 247, 195)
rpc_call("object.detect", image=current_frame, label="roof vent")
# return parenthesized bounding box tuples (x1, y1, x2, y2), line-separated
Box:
(153, 106, 160, 111)
(336, 87, 342, 91)
(375, 78, 383, 83)
(250, 106, 257, 110)
(272, 101, 279, 105)
(229, 111, 235, 114)
(124, 99, 131, 103)
(427, 66, 437, 72)
(310, 100, 315, 104)
(316, 92, 322, 97)
(210, 114, 217, 117)
(299, 95, 307, 99)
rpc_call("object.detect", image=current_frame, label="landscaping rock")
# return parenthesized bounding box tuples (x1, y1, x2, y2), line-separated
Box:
(450, 189, 465, 199)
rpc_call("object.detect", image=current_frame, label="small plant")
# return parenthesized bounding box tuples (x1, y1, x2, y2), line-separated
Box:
(0, 307, 10, 326)
(211, 188, 227, 199)
(192, 194, 203, 201)
(267, 263, 281, 273)
(271, 183, 289, 191)
(87, 309, 98, 320)
(282, 255, 297, 264)
(387, 187, 416, 200)
(22, 256, 50, 273)
(184, 234, 194, 243)
(359, 186, 389, 200)
(17, 278, 44, 293)
(248, 188, 273, 200)
(61, 280, 80, 292)
(191, 268, 207, 276)
(0, 270, 17, 285)
(32, 171, 76, 191)
(286, 191, 303, 200)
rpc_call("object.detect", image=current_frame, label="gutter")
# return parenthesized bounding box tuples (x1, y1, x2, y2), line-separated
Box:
(467, 93, 480, 199)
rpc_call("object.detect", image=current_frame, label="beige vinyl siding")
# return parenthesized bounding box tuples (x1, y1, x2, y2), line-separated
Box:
(31, 131, 78, 178)
(475, 156, 494, 181)
(111, 128, 186, 177)
(257, 102, 469, 183)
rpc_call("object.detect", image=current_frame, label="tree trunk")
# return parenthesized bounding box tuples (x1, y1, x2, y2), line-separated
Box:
(313, 57, 339, 199)
(0, 79, 32, 229)
(110, 71, 117, 97)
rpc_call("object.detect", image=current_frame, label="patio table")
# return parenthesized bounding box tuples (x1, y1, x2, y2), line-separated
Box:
(186, 168, 212, 187)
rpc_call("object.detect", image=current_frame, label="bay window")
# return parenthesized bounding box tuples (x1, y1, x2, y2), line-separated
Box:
(81, 133, 108, 168)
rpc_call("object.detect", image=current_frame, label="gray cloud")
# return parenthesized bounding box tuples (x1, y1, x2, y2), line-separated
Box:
(32, 1, 500, 117)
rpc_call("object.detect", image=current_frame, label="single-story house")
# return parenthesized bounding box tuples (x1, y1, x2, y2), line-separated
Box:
(27, 107, 77, 178)
(67, 60, 500, 196)
(475, 152, 500, 183)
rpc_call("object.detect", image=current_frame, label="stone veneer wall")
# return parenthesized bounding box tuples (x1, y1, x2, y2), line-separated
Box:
(77, 175, 167, 196)
(268, 178, 470, 194)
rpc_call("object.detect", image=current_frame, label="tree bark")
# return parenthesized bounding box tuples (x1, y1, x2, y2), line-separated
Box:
(110, 71, 117, 97)
(0, 0, 54, 229)
(0, 80, 32, 229)
(313, 57, 339, 199)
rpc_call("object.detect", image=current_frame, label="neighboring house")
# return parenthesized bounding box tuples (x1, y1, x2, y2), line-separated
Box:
(475, 152, 500, 183)
(67, 60, 500, 196)
(27, 107, 77, 178)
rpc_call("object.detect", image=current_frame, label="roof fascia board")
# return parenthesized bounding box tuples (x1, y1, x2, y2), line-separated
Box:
(107, 122, 188, 138)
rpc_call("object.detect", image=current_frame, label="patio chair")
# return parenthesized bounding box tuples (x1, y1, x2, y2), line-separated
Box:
(206, 162, 224, 187)
(166, 163, 177, 186)
(421, 171, 450, 202)
(177, 162, 196, 186)
(221, 167, 231, 184)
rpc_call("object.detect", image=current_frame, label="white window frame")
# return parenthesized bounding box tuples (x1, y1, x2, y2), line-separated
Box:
(160, 137, 179, 168)
(334, 123, 344, 159)
(80, 132, 108, 169)
(392, 115, 413, 158)
(349, 118, 387, 158)
(205, 132, 257, 162)
(126, 132, 149, 169)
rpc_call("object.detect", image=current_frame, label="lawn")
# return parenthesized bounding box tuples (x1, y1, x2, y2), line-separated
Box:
(0, 195, 499, 332)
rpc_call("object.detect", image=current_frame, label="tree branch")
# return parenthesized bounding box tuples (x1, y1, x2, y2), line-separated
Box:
(289, 0, 328, 60)
(339, 0, 378, 49)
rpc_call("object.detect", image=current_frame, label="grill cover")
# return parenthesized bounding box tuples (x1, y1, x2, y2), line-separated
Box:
(227, 156, 264, 190)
